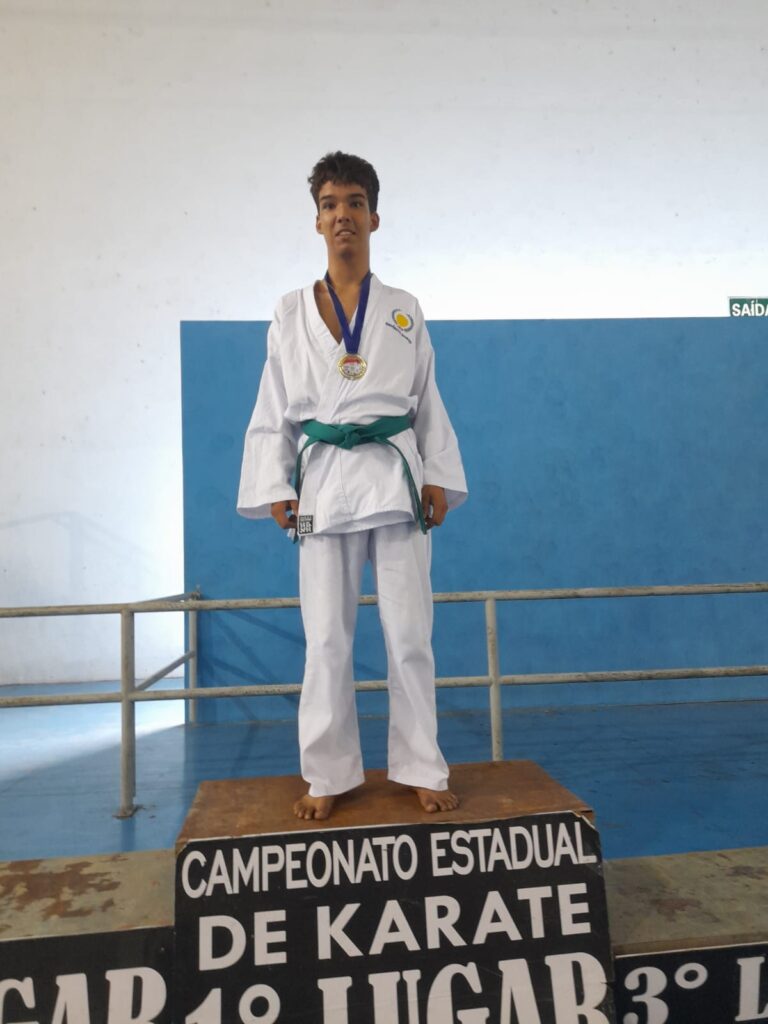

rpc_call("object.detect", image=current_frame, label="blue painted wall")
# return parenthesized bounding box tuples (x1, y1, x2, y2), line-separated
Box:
(182, 318, 768, 723)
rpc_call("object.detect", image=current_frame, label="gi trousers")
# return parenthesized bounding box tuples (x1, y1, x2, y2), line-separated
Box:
(298, 521, 449, 797)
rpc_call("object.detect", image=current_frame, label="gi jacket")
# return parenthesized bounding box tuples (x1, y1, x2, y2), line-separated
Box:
(237, 275, 467, 536)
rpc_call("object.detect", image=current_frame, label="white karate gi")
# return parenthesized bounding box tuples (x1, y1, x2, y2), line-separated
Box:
(238, 274, 467, 796)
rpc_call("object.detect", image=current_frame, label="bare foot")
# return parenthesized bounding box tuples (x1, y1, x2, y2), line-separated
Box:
(413, 787, 460, 813)
(293, 794, 336, 820)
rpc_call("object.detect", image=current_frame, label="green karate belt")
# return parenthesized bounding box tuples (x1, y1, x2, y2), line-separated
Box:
(294, 415, 427, 539)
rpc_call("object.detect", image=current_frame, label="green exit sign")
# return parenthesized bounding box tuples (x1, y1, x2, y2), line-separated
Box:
(729, 297, 768, 316)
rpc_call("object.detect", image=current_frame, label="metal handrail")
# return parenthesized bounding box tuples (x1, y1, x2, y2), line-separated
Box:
(4, 581, 768, 618)
(1, 582, 767, 817)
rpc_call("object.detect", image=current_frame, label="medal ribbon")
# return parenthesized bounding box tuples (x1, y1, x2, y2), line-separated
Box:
(325, 270, 372, 355)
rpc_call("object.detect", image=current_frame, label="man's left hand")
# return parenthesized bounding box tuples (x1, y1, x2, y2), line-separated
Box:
(421, 485, 448, 529)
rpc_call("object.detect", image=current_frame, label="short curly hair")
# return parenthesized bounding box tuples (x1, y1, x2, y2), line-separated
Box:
(308, 152, 380, 213)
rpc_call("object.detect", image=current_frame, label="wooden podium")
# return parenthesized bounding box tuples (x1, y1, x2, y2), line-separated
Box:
(174, 760, 612, 1023)
(5, 762, 765, 1021)
(176, 759, 594, 849)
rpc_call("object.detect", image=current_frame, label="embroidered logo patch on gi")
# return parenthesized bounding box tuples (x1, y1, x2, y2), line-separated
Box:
(297, 515, 314, 536)
(393, 309, 414, 331)
(386, 308, 414, 342)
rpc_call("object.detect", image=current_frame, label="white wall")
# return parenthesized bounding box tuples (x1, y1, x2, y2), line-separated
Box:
(1, 0, 766, 683)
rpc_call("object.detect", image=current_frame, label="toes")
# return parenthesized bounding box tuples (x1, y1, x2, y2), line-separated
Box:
(414, 787, 459, 813)
(293, 800, 314, 820)
(294, 796, 335, 820)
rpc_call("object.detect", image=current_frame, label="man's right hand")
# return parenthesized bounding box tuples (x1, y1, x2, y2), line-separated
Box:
(271, 499, 299, 530)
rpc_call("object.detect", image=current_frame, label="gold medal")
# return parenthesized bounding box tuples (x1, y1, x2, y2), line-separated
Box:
(338, 353, 367, 380)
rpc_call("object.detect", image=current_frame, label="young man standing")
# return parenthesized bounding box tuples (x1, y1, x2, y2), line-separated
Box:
(238, 152, 467, 819)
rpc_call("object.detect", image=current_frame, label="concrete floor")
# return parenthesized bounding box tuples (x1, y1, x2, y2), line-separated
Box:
(0, 685, 766, 862)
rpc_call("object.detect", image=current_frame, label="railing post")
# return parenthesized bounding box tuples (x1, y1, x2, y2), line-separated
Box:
(485, 597, 503, 761)
(116, 608, 137, 818)
(188, 601, 199, 725)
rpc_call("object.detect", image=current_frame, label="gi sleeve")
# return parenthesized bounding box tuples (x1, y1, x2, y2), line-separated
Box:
(236, 307, 301, 519)
(411, 302, 468, 511)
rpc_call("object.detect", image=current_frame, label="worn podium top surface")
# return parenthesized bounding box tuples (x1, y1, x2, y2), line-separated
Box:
(175, 760, 594, 851)
(0, 850, 174, 940)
